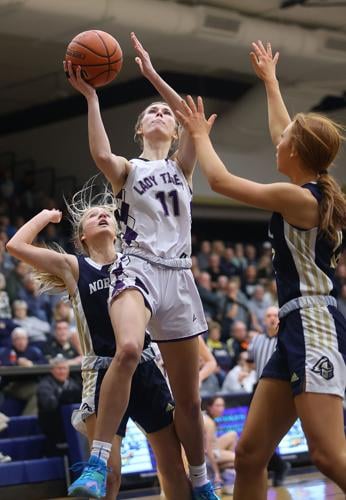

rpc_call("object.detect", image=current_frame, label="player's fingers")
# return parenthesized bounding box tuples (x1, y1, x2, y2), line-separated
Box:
(180, 99, 193, 116)
(197, 96, 205, 115)
(273, 51, 280, 64)
(186, 95, 197, 113)
(257, 40, 267, 54)
(207, 113, 217, 128)
(267, 42, 273, 58)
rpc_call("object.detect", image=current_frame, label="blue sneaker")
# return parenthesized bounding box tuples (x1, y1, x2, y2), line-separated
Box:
(68, 455, 107, 498)
(192, 481, 220, 500)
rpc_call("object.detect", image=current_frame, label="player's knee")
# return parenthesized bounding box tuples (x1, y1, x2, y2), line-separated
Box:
(234, 441, 265, 473)
(309, 447, 335, 477)
(115, 342, 141, 367)
(175, 394, 201, 420)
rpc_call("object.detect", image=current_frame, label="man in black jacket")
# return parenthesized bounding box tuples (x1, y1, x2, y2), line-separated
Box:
(37, 355, 81, 455)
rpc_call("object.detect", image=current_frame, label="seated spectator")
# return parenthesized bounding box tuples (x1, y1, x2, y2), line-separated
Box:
(197, 240, 211, 271)
(17, 273, 52, 322)
(241, 264, 259, 299)
(0, 240, 15, 276)
(206, 321, 233, 384)
(219, 279, 251, 340)
(203, 396, 237, 495)
(196, 271, 220, 321)
(5, 260, 30, 304)
(248, 285, 272, 332)
(0, 327, 46, 415)
(337, 283, 346, 320)
(226, 320, 250, 365)
(52, 299, 77, 331)
(12, 299, 50, 348)
(220, 247, 239, 277)
(233, 243, 247, 275)
(0, 272, 11, 318)
(256, 253, 274, 282)
(244, 244, 257, 267)
(0, 317, 19, 348)
(263, 278, 278, 308)
(44, 320, 82, 365)
(221, 352, 256, 394)
(37, 355, 82, 456)
(199, 336, 219, 397)
(207, 253, 224, 289)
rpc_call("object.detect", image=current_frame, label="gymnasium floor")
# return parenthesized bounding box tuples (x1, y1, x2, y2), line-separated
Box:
(57, 471, 345, 499)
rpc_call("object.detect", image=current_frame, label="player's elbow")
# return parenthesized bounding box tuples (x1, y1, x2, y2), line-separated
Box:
(5, 239, 17, 256)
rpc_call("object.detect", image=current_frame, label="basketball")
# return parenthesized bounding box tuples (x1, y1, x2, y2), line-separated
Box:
(65, 30, 122, 88)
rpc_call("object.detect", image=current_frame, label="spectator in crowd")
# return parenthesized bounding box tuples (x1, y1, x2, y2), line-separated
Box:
(17, 273, 52, 322)
(43, 320, 82, 365)
(5, 260, 30, 304)
(0, 240, 15, 276)
(221, 352, 256, 394)
(220, 247, 239, 278)
(0, 327, 46, 415)
(219, 279, 251, 340)
(0, 272, 11, 318)
(207, 254, 224, 289)
(244, 244, 257, 267)
(226, 321, 250, 365)
(203, 396, 237, 494)
(247, 306, 291, 486)
(241, 264, 259, 299)
(37, 355, 82, 456)
(256, 254, 274, 282)
(196, 271, 220, 321)
(197, 240, 211, 271)
(263, 278, 278, 307)
(233, 243, 247, 276)
(12, 299, 51, 348)
(0, 317, 18, 348)
(211, 240, 226, 258)
(337, 283, 346, 320)
(206, 321, 232, 385)
(248, 285, 272, 332)
(199, 336, 219, 397)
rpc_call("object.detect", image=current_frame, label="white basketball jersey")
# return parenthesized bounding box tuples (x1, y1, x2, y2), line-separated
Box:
(116, 158, 192, 261)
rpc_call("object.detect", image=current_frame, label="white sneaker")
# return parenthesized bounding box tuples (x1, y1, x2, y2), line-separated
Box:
(0, 452, 11, 463)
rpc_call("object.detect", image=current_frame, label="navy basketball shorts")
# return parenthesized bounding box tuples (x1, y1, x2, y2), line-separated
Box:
(95, 359, 175, 437)
(262, 304, 346, 398)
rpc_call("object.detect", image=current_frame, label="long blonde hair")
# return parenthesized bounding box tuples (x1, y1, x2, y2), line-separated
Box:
(291, 113, 346, 244)
(35, 177, 118, 294)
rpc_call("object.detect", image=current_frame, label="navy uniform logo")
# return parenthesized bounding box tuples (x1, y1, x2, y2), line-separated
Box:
(311, 356, 334, 380)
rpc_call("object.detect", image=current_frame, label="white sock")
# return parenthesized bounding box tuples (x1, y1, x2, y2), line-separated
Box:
(90, 440, 112, 464)
(189, 462, 209, 488)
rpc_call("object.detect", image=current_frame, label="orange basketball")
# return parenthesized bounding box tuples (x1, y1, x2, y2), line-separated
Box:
(65, 30, 122, 88)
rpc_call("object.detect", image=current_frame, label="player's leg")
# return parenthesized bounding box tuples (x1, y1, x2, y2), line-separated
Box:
(216, 431, 238, 452)
(295, 392, 346, 492)
(233, 378, 297, 500)
(85, 415, 122, 499)
(95, 289, 150, 443)
(148, 423, 192, 500)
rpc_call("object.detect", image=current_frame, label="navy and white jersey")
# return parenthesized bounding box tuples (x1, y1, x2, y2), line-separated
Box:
(116, 158, 192, 262)
(70, 255, 152, 360)
(268, 182, 343, 308)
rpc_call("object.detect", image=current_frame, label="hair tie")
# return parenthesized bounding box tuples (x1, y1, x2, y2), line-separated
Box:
(319, 169, 328, 175)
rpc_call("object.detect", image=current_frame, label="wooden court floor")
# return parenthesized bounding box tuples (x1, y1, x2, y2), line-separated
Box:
(56, 470, 345, 499)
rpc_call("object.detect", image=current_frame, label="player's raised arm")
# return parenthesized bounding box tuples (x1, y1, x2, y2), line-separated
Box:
(250, 41, 291, 146)
(177, 96, 316, 225)
(64, 61, 131, 194)
(131, 32, 201, 185)
(6, 209, 78, 294)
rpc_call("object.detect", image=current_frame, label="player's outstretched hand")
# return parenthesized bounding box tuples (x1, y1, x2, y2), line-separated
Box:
(250, 40, 279, 82)
(131, 32, 156, 79)
(42, 209, 62, 224)
(176, 96, 217, 138)
(63, 60, 96, 99)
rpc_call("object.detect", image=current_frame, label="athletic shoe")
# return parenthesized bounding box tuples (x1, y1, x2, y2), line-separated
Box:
(192, 481, 221, 499)
(68, 455, 108, 498)
(0, 452, 11, 463)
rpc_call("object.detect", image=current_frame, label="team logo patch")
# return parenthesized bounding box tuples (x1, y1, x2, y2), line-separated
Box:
(311, 356, 334, 381)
